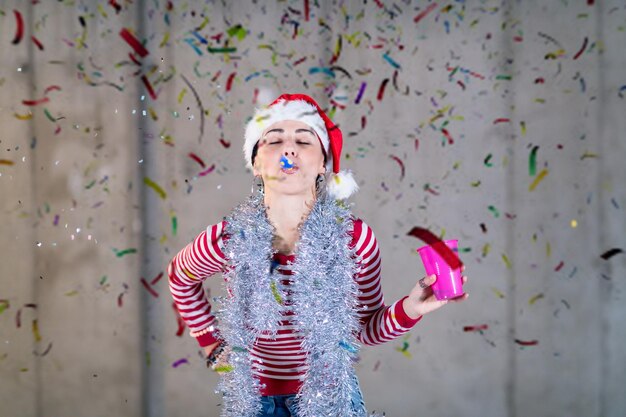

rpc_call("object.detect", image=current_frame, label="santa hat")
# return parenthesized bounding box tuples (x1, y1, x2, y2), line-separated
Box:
(243, 93, 358, 200)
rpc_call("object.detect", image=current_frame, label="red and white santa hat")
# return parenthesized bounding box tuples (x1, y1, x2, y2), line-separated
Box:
(243, 93, 358, 200)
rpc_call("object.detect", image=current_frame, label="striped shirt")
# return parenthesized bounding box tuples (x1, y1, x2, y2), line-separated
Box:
(167, 218, 422, 395)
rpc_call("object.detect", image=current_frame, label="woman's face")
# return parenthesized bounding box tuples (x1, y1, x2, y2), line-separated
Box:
(252, 119, 326, 196)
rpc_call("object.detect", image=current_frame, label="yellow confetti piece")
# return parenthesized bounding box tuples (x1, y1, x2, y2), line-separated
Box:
(64, 290, 79, 296)
(159, 31, 170, 48)
(97, 4, 108, 18)
(213, 364, 235, 373)
(502, 253, 512, 269)
(546, 242, 551, 258)
(492, 288, 505, 299)
(528, 168, 548, 191)
(570, 219, 578, 228)
(520, 121, 526, 136)
(14, 112, 33, 120)
(482, 243, 490, 257)
(177, 88, 187, 103)
(528, 293, 544, 305)
(32, 320, 42, 342)
(148, 107, 158, 121)
(143, 177, 167, 199)
(270, 281, 283, 304)
(0, 159, 15, 166)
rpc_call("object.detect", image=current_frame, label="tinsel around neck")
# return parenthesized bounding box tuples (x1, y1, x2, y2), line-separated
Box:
(214, 190, 378, 417)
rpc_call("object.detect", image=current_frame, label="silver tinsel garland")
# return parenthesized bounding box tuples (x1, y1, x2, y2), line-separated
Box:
(213, 189, 383, 417)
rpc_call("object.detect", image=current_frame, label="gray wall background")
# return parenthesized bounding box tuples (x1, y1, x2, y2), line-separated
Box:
(1, 1, 625, 417)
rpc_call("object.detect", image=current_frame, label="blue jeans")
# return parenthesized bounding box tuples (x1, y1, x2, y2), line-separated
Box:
(257, 375, 366, 416)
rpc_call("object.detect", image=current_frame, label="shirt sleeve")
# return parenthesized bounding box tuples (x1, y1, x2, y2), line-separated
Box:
(167, 220, 229, 347)
(349, 218, 423, 346)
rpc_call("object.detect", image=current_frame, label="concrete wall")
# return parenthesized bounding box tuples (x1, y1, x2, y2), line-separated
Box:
(1, 1, 625, 416)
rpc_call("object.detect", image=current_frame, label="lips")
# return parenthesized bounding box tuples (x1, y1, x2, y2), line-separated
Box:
(280, 165, 299, 174)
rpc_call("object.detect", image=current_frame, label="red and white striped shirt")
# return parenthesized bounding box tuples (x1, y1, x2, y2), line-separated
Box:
(167, 218, 422, 396)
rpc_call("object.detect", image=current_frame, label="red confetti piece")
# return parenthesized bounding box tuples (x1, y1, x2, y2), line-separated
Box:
(219, 138, 231, 148)
(441, 128, 454, 145)
(140, 278, 159, 298)
(514, 339, 538, 346)
(12, 10, 24, 45)
(22, 97, 50, 106)
(406, 227, 463, 270)
(16, 309, 22, 328)
(534, 77, 545, 84)
(119, 28, 149, 58)
(554, 261, 564, 271)
(377, 78, 389, 101)
(150, 272, 164, 286)
(128, 52, 142, 66)
(226, 72, 236, 92)
(414, 138, 420, 152)
(304, 0, 310, 21)
(198, 164, 216, 177)
(109, 0, 122, 13)
(188, 152, 206, 168)
(31, 36, 44, 51)
(573, 37, 588, 60)
(457, 80, 466, 90)
(117, 292, 125, 307)
(141, 75, 158, 100)
(463, 324, 488, 332)
(44, 85, 62, 95)
(413, 3, 438, 25)
(389, 155, 405, 181)
(293, 56, 307, 66)
(493, 118, 511, 124)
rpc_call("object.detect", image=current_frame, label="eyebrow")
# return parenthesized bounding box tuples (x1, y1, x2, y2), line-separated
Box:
(265, 128, 316, 136)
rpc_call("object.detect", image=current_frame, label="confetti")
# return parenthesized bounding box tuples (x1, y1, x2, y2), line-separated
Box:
(119, 28, 149, 58)
(573, 37, 588, 60)
(388, 155, 405, 180)
(407, 227, 463, 270)
(600, 248, 623, 260)
(463, 324, 488, 332)
(514, 339, 539, 346)
(180, 74, 206, 143)
(144, 177, 167, 199)
(12, 10, 24, 45)
(114, 248, 137, 257)
(528, 169, 548, 191)
(529, 146, 539, 176)
(172, 358, 189, 368)
(413, 3, 438, 25)
(141, 278, 159, 298)
(528, 293, 544, 305)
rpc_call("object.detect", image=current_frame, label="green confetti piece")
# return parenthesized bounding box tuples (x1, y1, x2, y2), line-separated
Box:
(44, 108, 56, 122)
(496, 74, 512, 80)
(114, 248, 137, 257)
(488, 205, 500, 218)
(227, 24, 247, 41)
(171, 215, 177, 236)
(0, 300, 9, 315)
(529, 146, 539, 176)
(207, 46, 237, 54)
(484, 153, 493, 167)
(85, 179, 96, 189)
(99, 276, 107, 285)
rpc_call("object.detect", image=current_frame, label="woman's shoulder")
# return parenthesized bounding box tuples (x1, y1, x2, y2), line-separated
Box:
(347, 217, 377, 250)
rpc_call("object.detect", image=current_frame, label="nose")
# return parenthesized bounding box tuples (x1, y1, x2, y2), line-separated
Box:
(281, 140, 297, 158)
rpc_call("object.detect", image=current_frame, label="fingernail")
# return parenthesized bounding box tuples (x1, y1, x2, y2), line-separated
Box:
(430, 274, 436, 279)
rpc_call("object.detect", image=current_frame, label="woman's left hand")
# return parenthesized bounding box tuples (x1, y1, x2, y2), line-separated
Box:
(403, 265, 468, 319)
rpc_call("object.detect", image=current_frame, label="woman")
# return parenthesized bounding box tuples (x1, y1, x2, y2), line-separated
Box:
(167, 93, 468, 417)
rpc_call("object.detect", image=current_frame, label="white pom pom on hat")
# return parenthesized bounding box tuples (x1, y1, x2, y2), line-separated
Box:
(243, 93, 358, 200)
